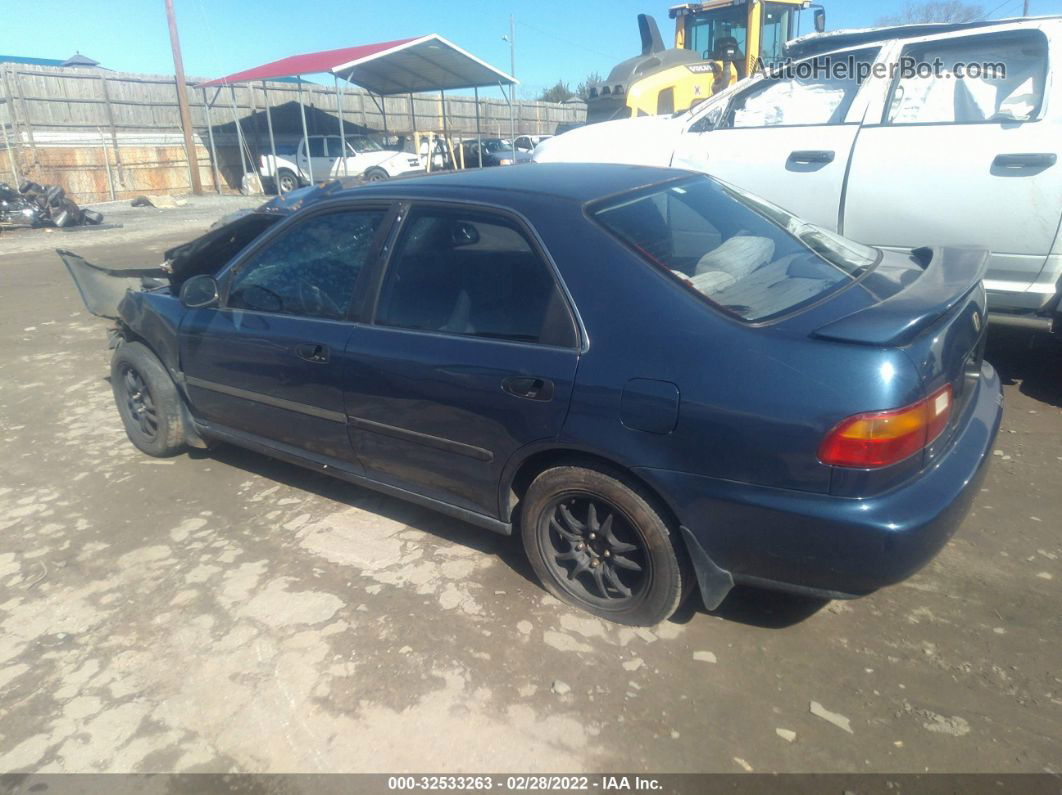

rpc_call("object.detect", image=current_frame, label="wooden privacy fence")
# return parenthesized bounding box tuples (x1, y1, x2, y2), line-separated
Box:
(0, 63, 586, 204)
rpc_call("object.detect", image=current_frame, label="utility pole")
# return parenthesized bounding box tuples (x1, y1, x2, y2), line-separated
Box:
(165, 0, 203, 194)
(1023, 0, 1030, 15)
(508, 15, 516, 79)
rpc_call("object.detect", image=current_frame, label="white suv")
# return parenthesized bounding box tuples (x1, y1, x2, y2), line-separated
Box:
(261, 134, 423, 192)
(534, 18, 1062, 329)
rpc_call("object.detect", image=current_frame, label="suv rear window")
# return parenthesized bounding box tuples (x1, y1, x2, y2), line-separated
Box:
(590, 176, 878, 322)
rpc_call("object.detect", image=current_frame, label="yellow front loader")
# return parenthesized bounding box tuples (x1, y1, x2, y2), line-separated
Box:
(586, 0, 825, 123)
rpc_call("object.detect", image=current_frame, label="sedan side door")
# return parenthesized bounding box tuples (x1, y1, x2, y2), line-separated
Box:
(179, 204, 392, 465)
(672, 48, 882, 230)
(842, 28, 1061, 308)
(344, 205, 582, 519)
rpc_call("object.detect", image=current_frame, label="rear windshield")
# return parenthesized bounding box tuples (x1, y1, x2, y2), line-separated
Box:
(591, 176, 879, 322)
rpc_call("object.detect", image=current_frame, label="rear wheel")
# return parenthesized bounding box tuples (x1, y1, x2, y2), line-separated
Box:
(277, 169, 300, 193)
(520, 465, 690, 626)
(363, 167, 389, 182)
(111, 342, 187, 457)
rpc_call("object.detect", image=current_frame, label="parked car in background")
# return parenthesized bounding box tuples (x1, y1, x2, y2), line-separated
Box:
(515, 134, 553, 152)
(535, 17, 1062, 331)
(61, 164, 1000, 626)
(460, 138, 532, 167)
(260, 134, 423, 192)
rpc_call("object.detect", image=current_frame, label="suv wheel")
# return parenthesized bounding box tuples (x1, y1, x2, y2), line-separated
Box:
(277, 169, 299, 193)
(520, 464, 691, 626)
(363, 167, 389, 182)
(111, 342, 187, 457)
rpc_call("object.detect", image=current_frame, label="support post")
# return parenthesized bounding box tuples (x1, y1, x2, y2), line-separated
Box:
(0, 67, 21, 185)
(297, 79, 313, 184)
(381, 94, 389, 143)
(473, 86, 482, 168)
(440, 90, 451, 170)
(165, 0, 203, 194)
(201, 87, 221, 194)
(98, 125, 116, 201)
(99, 75, 123, 183)
(408, 92, 416, 138)
(335, 74, 348, 177)
(261, 81, 279, 193)
(502, 82, 516, 163)
(229, 84, 249, 188)
(0, 80, 18, 185)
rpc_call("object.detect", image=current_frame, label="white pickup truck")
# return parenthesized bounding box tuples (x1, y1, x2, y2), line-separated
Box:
(260, 134, 424, 192)
(535, 17, 1062, 330)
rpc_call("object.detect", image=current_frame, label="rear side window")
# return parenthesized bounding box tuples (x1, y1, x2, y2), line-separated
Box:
(591, 177, 878, 322)
(307, 138, 328, 157)
(376, 210, 576, 347)
(887, 31, 1048, 124)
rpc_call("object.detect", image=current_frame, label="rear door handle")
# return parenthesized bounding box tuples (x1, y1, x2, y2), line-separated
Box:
(788, 150, 835, 164)
(502, 375, 554, 402)
(993, 153, 1056, 169)
(295, 343, 330, 363)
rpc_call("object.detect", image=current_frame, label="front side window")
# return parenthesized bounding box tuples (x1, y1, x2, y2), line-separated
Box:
(227, 209, 386, 319)
(727, 49, 879, 128)
(760, 4, 795, 65)
(689, 6, 748, 59)
(591, 176, 878, 322)
(306, 138, 328, 157)
(887, 32, 1048, 125)
(376, 210, 576, 347)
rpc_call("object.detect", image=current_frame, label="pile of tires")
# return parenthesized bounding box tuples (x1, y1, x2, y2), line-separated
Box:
(0, 180, 103, 230)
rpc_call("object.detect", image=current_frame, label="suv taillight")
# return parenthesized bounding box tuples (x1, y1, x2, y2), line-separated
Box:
(819, 384, 952, 469)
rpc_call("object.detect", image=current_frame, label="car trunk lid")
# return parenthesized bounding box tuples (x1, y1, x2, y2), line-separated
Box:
(816, 246, 990, 464)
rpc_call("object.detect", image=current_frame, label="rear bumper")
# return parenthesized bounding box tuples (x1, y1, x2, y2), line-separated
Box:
(636, 361, 1003, 598)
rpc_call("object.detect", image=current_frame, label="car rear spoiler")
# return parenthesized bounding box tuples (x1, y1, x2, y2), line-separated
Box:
(812, 246, 989, 346)
(57, 249, 167, 319)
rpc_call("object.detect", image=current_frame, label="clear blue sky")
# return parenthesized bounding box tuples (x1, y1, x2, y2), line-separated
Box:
(5, 0, 1060, 98)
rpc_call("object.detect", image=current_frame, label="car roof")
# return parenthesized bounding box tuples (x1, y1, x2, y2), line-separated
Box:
(786, 15, 1061, 59)
(341, 163, 686, 204)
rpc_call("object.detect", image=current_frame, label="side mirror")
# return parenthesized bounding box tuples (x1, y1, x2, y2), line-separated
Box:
(814, 9, 826, 33)
(179, 274, 219, 308)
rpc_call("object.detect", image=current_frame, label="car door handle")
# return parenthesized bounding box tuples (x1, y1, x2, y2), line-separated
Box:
(993, 153, 1056, 169)
(295, 343, 330, 363)
(502, 375, 554, 402)
(788, 150, 835, 164)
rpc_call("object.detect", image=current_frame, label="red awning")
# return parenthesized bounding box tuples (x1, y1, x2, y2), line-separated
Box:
(199, 38, 418, 87)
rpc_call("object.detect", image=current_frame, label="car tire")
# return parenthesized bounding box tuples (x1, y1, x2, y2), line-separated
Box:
(520, 464, 691, 626)
(363, 167, 389, 182)
(110, 341, 187, 457)
(277, 169, 300, 193)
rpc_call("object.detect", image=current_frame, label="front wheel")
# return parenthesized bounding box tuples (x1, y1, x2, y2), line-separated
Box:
(363, 167, 389, 182)
(111, 342, 187, 457)
(520, 465, 691, 626)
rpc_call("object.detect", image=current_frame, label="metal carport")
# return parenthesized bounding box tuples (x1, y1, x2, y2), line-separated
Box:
(199, 35, 517, 192)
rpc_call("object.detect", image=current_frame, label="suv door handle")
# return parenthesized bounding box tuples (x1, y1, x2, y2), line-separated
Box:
(993, 153, 1056, 169)
(295, 343, 330, 363)
(502, 375, 554, 402)
(788, 150, 835, 164)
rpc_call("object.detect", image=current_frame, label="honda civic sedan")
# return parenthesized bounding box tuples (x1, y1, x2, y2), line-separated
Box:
(62, 164, 1002, 626)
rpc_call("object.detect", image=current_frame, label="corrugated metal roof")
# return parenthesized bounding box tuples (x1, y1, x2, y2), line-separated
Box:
(199, 35, 515, 94)
(199, 38, 419, 87)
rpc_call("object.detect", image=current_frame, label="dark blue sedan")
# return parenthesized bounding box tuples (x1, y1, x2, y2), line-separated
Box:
(61, 164, 1002, 626)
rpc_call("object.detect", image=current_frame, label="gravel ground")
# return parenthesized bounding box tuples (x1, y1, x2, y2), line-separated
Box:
(0, 210, 1059, 774)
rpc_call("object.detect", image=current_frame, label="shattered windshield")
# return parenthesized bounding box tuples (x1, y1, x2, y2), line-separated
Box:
(591, 176, 879, 322)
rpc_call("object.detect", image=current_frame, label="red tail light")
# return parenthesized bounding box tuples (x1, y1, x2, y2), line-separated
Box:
(819, 384, 953, 469)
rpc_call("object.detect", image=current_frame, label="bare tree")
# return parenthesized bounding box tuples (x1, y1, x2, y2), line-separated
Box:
(576, 71, 604, 100)
(877, 1, 985, 25)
